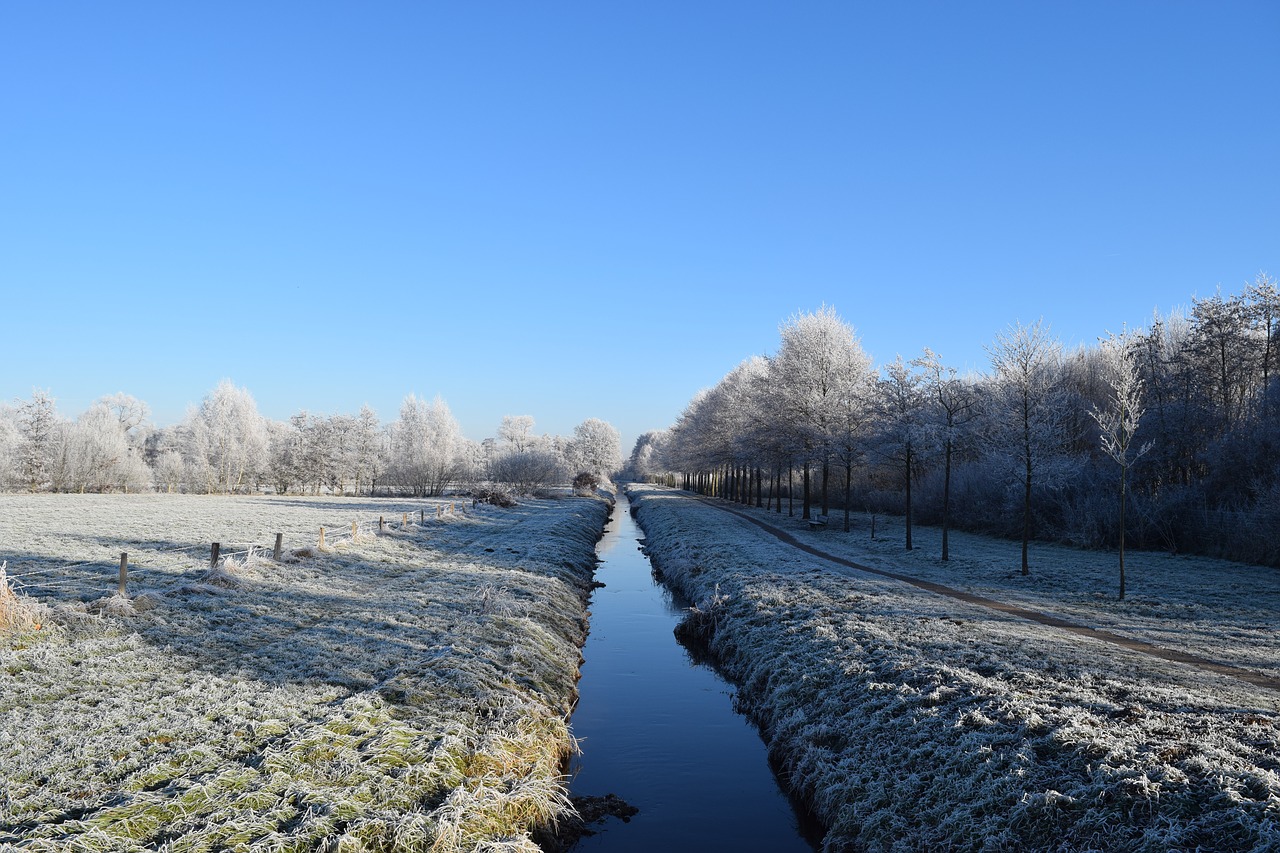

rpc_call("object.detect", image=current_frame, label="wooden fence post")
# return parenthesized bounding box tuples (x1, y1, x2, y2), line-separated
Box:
(379, 516, 384, 532)
(210, 543, 220, 568)
(118, 553, 128, 597)
(273, 533, 283, 561)
(402, 512, 408, 527)
(351, 521, 358, 540)
(319, 527, 325, 548)
(420, 510, 424, 523)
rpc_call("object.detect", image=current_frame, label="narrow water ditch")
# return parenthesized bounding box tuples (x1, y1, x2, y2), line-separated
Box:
(565, 490, 821, 851)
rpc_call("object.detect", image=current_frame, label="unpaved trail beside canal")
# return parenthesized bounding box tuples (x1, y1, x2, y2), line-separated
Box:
(629, 485, 1280, 852)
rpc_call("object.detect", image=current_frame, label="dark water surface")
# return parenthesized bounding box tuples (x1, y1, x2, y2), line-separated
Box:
(567, 491, 820, 851)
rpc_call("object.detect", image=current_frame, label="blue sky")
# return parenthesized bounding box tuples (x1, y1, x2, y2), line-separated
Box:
(3, 2, 1276, 453)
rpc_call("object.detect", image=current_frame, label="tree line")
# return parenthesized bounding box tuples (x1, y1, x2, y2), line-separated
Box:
(627, 273, 1280, 578)
(0, 383, 621, 499)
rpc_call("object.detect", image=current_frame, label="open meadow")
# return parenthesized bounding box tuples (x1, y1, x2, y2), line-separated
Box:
(630, 485, 1280, 852)
(0, 492, 609, 851)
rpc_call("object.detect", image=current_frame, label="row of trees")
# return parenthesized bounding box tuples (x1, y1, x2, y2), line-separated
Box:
(629, 274, 1280, 583)
(0, 382, 621, 498)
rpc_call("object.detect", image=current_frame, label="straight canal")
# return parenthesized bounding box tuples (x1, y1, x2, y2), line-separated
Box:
(566, 490, 820, 851)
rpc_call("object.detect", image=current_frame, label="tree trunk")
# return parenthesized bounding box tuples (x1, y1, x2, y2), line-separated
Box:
(1119, 463, 1127, 600)
(1021, 455, 1032, 575)
(904, 444, 913, 551)
(821, 458, 830, 516)
(843, 460, 852, 532)
(788, 466, 794, 517)
(802, 462, 811, 520)
(941, 438, 952, 561)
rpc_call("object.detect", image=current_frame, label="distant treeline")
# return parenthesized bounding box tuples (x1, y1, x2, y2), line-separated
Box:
(0, 388, 620, 499)
(628, 274, 1280, 568)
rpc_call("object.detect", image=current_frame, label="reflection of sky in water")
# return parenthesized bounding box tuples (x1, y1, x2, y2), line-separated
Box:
(568, 494, 818, 852)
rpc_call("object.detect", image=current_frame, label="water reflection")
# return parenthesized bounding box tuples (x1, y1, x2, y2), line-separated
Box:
(567, 491, 819, 851)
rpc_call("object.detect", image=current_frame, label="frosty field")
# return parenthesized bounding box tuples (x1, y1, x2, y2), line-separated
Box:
(630, 485, 1280, 852)
(0, 493, 609, 851)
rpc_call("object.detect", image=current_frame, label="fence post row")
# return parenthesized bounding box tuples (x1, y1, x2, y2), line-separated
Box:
(18, 508, 453, 605)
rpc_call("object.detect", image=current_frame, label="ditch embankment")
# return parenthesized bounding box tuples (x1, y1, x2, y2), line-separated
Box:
(628, 484, 1280, 852)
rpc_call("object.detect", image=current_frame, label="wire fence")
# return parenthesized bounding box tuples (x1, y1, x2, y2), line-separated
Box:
(1, 501, 470, 606)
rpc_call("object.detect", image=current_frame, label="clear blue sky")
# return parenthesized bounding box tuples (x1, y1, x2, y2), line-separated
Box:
(3, 2, 1276, 453)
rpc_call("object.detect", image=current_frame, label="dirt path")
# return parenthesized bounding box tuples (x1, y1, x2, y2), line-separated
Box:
(687, 493, 1280, 694)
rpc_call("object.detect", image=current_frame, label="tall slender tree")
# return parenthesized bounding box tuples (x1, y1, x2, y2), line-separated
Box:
(988, 320, 1066, 575)
(1090, 330, 1153, 600)
(914, 348, 979, 561)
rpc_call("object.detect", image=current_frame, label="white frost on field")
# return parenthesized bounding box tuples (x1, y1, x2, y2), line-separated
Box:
(0, 493, 608, 851)
(630, 485, 1280, 852)
(743, 500, 1280, 680)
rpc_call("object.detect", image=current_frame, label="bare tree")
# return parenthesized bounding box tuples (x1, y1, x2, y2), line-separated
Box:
(914, 348, 979, 561)
(498, 415, 536, 453)
(876, 355, 928, 550)
(988, 320, 1066, 575)
(1090, 331, 1153, 600)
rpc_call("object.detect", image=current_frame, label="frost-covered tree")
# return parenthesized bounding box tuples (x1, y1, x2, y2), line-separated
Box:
(266, 419, 301, 494)
(1245, 272, 1280, 404)
(16, 390, 58, 492)
(350, 405, 385, 495)
(987, 320, 1067, 575)
(389, 394, 467, 496)
(1090, 331, 1153, 600)
(875, 355, 928, 550)
(828, 343, 875, 531)
(487, 445, 565, 493)
(498, 415, 536, 453)
(0, 406, 22, 491)
(915, 348, 980, 561)
(567, 418, 621, 482)
(54, 401, 150, 492)
(626, 429, 671, 481)
(184, 380, 268, 494)
(772, 307, 866, 518)
(1189, 288, 1256, 435)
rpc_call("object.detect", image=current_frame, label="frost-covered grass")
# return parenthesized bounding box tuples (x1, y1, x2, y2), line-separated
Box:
(732, 499, 1280, 681)
(0, 493, 608, 851)
(630, 485, 1280, 853)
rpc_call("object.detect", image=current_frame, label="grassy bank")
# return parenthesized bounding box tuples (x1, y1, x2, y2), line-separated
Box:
(629, 485, 1280, 852)
(1, 493, 609, 851)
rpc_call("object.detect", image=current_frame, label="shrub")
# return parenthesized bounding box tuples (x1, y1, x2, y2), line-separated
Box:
(474, 486, 517, 508)
(572, 472, 600, 495)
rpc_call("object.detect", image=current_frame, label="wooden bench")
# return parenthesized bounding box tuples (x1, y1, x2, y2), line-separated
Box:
(808, 514, 829, 530)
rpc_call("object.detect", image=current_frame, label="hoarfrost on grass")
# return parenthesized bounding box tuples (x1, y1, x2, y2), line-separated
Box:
(630, 485, 1280, 853)
(0, 492, 609, 850)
